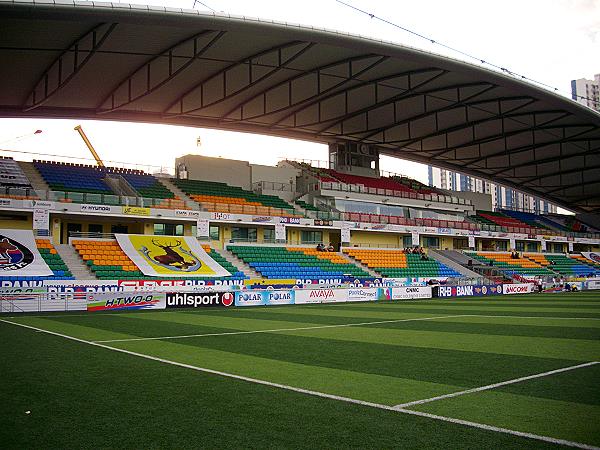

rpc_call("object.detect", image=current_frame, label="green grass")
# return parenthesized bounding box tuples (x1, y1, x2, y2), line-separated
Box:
(1, 292, 600, 448)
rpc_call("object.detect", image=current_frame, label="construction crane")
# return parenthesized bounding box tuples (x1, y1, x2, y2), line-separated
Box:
(74, 125, 105, 167)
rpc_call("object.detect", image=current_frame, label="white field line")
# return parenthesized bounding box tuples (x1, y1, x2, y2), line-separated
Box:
(1, 319, 598, 450)
(395, 361, 599, 409)
(93, 314, 471, 343)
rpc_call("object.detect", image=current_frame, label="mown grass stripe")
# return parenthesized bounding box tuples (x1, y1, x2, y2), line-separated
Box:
(1, 318, 595, 450)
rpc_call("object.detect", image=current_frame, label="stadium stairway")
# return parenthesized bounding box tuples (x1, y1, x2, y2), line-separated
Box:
(55, 244, 97, 280)
(216, 248, 262, 279)
(339, 251, 380, 277)
(158, 178, 200, 210)
(426, 250, 482, 278)
(18, 161, 49, 195)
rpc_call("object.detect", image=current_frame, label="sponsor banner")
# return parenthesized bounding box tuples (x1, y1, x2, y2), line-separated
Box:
(341, 226, 351, 243)
(294, 288, 347, 304)
(235, 289, 296, 306)
(165, 291, 235, 308)
(118, 279, 240, 291)
(346, 288, 379, 302)
(585, 279, 600, 290)
(503, 283, 535, 295)
(0, 286, 46, 294)
(540, 240, 547, 251)
(264, 290, 294, 305)
(275, 223, 286, 241)
(236, 290, 267, 307)
(278, 217, 301, 224)
(468, 236, 475, 248)
(174, 210, 200, 218)
(391, 286, 432, 300)
(87, 292, 166, 311)
(313, 219, 333, 227)
(122, 206, 151, 216)
(212, 212, 233, 221)
(25, 200, 55, 210)
(411, 232, 419, 246)
(80, 204, 114, 214)
(32, 208, 49, 231)
(0, 198, 14, 208)
(436, 284, 504, 297)
(437, 228, 452, 235)
(252, 216, 273, 223)
(196, 218, 209, 238)
(115, 234, 230, 278)
(0, 229, 53, 276)
(243, 278, 298, 288)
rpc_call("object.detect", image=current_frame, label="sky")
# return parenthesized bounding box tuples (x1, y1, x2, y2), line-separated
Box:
(1, 0, 598, 183)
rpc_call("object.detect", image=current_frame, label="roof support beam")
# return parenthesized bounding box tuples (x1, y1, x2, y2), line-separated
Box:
(220, 54, 389, 122)
(354, 84, 498, 142)
(163, 41, 315, 116)
(24, 23, 117, 111)
(315, 69, 449, 136)
(459, 126, 599, 166)
(97, 30, 225, 113)
(518, 163, 600, 184)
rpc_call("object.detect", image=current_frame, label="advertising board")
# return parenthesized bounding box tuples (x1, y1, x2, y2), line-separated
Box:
(391, 286, 432, 300)
(165, 291, 235, 308)
(294, 288, 347, 304)
(435, 284, 504, 297)
(87, 292, 166, 311)
(586, 279, 600, 290)
(235, 290, 296, 306)
(346, 288, 379, 302)
(503, 283, 535, 295)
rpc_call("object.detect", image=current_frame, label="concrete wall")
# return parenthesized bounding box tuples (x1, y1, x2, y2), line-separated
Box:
(439, 189, 493, 211)
(176, 155, 252, 190)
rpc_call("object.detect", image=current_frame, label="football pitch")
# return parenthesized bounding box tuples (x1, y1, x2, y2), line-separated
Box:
(1, 292, 599, 449)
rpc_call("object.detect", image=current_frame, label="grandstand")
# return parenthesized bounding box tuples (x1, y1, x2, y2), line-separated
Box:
(464, 251, 555, 277)
(228, 245, 370, 279)
(343, 248, 462, 278)
(71, 239, 245, 281)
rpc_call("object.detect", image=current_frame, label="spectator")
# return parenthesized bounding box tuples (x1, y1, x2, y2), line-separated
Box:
(316, 243, 324, 252)
(327, 243, 335, 252)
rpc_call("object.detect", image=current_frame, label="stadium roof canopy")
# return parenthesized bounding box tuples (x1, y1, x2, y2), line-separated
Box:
(1, 1, 599, 213)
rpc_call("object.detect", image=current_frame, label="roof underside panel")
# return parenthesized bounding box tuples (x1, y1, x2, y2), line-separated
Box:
(0, 1, 598, 213)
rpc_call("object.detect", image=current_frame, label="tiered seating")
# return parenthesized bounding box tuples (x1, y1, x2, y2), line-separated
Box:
(172, 178, 299, 216)
(572, 254, 600, 269)
(34, 161, 114, 195)
(0, 239, 73, 282)
(228, 246, 370, 279)
(119, 173, 188, 209)
(475, 211, 534, 232)
(465, 251, 554, 277)
(0, 157, 32, 188)
(500, 210, 552, 230)
(295, 199, 319, 212)
(72, 240, 245, 280)
(344, 248, 462, 278)
(321, 168, 416, 193)
(389, 175, 438, 195)
(544, 254, 600, 277)
(35, 239, 73, 279)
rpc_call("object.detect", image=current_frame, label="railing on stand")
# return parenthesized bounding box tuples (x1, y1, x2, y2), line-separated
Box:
(0, 292, 84, 314)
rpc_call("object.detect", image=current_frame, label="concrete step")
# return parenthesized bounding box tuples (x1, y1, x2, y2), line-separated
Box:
(18, 161, 49, 195)
(428, 249, 487, 278)
(340, 251, 380, 277)
(160, 178, 200, 210)
(55, 244, 97, 280)
(217, 248, 262, 279)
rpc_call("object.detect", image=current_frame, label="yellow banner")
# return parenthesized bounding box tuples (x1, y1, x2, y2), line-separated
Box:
(115, 234, 230, 277)
(122, 206, 151, 216)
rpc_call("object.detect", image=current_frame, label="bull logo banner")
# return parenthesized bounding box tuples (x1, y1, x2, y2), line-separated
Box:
(115, 234, 230, 278)
(0, 229, 53, 276)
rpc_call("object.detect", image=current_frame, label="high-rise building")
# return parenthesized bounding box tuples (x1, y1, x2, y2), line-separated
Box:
(571, 74, 600, 111)
(427, 166, 557, 214)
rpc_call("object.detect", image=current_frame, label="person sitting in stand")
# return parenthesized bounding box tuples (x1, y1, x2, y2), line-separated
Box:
(316, 243, 325, 252)
(327, 243, 335, 252)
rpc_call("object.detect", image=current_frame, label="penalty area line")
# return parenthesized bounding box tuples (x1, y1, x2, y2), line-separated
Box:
(0, 318, 598, 450)
(395, 361, 599, 409)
